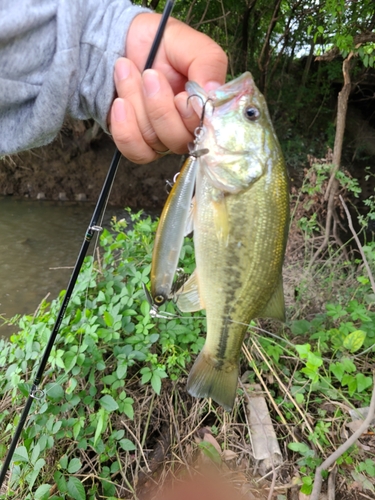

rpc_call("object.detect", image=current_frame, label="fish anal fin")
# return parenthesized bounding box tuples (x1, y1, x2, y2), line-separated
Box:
(258, 276, 286, 322)
(187, 348, 238, 411)
(175, 269, 204, 312)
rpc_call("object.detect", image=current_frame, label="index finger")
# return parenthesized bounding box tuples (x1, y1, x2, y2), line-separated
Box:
(164, 20, 228, 90)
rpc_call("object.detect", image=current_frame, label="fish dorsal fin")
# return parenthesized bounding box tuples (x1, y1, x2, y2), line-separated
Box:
(211, 192, 229, 246)
(174, 269, 205, 312)
(257, 275, 286, 322)
(184, 196, 195, 236)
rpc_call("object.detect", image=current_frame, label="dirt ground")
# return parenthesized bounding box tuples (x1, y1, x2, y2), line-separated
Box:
(0, 126, 183, 210)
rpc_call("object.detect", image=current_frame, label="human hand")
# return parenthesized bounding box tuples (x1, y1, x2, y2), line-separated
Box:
(108, 13, 227, 164)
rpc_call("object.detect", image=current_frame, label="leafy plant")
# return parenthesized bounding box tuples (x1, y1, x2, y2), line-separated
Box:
(0, 211, 205, 499)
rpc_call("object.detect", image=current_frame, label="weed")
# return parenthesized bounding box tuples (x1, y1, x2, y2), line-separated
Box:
(0, 211, 205, 499)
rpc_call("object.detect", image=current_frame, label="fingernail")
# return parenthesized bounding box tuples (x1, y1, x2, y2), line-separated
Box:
(143, 70, 160, 98)
(113, 98, 126, 122)
(115, 58, 131, 82)
(204, 81, 222, 91)
(175, 94, 194, 119)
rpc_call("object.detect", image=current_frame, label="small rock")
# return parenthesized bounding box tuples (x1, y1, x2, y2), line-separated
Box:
(75, 193, 87, 201)
(58, 192, 67, 201)
(36, 192, 45, 200)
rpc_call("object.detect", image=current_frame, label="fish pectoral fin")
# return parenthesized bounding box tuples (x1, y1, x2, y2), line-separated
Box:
(184, 196, 195, 236)
(187, 348, 238, 411)
(174, 269, 205, 312)
(258, 275, 286, 322)
(212, 193, 229, 246)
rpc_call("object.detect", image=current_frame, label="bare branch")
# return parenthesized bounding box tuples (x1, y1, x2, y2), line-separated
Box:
(340, 195, 375, 295)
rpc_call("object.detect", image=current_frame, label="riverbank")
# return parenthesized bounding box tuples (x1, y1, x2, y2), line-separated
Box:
(0, 127, 181, 209)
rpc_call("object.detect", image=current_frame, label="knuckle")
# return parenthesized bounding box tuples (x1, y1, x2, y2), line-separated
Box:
(142, 121, 159, 145)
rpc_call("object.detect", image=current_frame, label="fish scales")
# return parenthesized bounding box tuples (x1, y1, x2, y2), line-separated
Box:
(183, 73, 289, 410)
(151, 72, 289, 411)
(194, 158, 288, 362)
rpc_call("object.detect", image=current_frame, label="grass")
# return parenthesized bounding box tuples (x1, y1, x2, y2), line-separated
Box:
(1, 166, 375, 499)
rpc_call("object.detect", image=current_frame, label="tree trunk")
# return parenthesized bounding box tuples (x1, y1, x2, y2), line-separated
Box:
(257, 0, 283, 94)
(241, 2, 258, 73)
(310, 53, 353, 265)
(324, 54, 353, 201)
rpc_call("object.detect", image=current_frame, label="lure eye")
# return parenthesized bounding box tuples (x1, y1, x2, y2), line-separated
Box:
(244, 107, 260, 121)
(154, 294, 166, 305)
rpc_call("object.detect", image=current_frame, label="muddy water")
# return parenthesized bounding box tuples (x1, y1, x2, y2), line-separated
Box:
(0, 197, 125, 337)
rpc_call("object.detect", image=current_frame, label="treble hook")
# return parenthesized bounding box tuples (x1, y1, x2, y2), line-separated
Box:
(187, 94, 214, 129)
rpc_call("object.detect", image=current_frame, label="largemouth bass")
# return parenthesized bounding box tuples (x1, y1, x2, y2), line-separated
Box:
(152, 72, 289, 411)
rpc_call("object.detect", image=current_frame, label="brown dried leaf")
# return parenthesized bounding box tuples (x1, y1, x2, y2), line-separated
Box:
(222, 449, 237, 461)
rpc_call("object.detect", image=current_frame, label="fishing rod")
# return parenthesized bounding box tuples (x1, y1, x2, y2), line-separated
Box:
(0, 0, 176, 488)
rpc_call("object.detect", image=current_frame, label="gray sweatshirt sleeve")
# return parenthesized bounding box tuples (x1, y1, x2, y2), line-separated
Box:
(0, 0, 151, 156)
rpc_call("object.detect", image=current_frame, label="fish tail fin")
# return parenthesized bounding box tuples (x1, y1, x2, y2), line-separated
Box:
(187, 348, 238, 411)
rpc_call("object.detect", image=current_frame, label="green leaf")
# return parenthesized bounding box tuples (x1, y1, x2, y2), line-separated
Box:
(198, 441, 222, 464)
(30, 443, 40, 465)
(46, 383, 64, 401)
(288, 442, 311, 455)
(34, 484, 52, 500)
(355, 373, 372, 393)
(295, 344, 311, 359)
(100, 395, 119, 412)
(343, 330, 366, 353)
(342, 375, 357, 396)
(54, 470, 68, 494)
(67, 477, 86, 500)
(73, 419, 84, 440)
(151, 373, 162, 394)
(119, 438, 136, 451)
(330, 362, 345, 382)
(341, 358, 356, 373)
(18, 382, 31, 397)
(13, 445, 29, 463)
(52, 420, 62, 434)
(140, 300, 150, 317)
(295, 393, 304, 404)
(94, 409, 107, 446)
(66, 377, 78, 395)
(122, 400, 134, 420)
(64, 351, 77, 371)
(59, 454, 68, 470)
(104, 311, 114, 327)
(291, 320, 311, 335)
(34, 458, 46, 471)
(141, 370, 152, 384)
(68, 458, 82, 474)
(116, 363, 127, 380)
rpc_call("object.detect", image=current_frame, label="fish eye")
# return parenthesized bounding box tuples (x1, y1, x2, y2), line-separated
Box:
(154, 294, 166, 305)
(244, 107, 260, 121)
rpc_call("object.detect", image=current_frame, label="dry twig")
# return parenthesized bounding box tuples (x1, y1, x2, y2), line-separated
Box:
(340, 195, 375, 295)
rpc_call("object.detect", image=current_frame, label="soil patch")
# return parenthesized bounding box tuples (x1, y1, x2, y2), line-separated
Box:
(0, 129, 182, 210)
